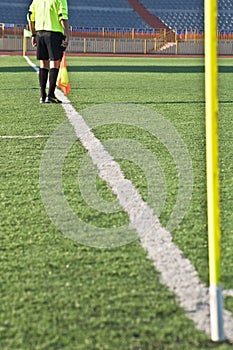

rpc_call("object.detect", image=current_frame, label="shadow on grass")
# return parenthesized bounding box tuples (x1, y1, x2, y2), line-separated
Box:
(67, 98, 233, 105)
(58, 65, 233, 74)
(0, 67, 33, 73)
(1, 65, 233, 73)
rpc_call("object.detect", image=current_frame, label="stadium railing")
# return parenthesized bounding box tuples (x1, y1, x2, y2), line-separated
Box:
(1, 23, 233, 55)
(1, 23, 233, 41)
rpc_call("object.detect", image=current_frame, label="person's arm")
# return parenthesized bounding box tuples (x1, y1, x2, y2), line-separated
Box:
(27, 3, 37, 48)
(59, 0, 69, 47)
(28, 20, 37, 47)
(61, 19, 69, 48)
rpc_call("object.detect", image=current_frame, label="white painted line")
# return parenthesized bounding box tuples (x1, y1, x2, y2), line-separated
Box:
(0, 135, 48, 139)
(24, 55, 39, 73)
(24, 55, 233, 342)
(223, 290, 233, 297)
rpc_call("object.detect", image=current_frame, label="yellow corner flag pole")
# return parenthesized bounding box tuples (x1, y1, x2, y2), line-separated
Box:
(204, 0, 225, 342)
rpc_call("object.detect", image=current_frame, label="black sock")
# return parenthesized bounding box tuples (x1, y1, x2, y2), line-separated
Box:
(39, 68, 49, 99)
(48, 68, 59, 98)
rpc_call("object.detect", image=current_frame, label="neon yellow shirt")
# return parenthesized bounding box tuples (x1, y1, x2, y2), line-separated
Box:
(29, 0, 68, 34)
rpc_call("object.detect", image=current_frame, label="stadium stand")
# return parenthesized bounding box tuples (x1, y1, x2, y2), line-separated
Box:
(0, 3, 29, 24)
(68, 0, 149, 29)
(139, 0, 233, 33)
(0, 0, 147, 28)
(0, 0, 232, 33)
(128, 0, 169, 30)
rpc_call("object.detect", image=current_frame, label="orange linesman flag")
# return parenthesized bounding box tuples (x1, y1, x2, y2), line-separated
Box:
(57, 53, 71, 95)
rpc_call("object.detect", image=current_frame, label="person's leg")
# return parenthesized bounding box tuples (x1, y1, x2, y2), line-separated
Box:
(45, 32, 64, 103)
(50, 60, 61, 69)
(47, 59, 61, 100)
(36, 31, 49, 102)
(39, 60, 49, 102)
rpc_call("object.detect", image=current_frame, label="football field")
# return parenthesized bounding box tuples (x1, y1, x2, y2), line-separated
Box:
(0, 55, 233, 349)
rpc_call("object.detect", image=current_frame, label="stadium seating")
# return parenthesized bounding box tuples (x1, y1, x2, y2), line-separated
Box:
(0, 2, 29, 24)
(68, 8, 147, 29)
(139, 0, 233, 32)
(138, 0, 203, 31)
(0, 0, 232, 33)
(68, 1, 148, 29)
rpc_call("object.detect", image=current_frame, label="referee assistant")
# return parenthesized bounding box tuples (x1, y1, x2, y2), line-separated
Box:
(28, 0, 69, 103)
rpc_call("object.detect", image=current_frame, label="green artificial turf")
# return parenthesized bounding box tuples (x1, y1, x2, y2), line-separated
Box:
(0, 55, 232, 349)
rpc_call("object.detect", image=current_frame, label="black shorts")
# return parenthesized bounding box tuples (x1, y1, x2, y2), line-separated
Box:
(36, 31, 65, 61)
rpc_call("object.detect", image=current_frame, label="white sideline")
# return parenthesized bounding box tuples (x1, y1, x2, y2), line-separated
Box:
(24, 55, 233, 342)
(0, 135, 48, 139)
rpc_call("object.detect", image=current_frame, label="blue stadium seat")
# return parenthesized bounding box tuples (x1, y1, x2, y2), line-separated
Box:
(0, 0, 232, 33)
